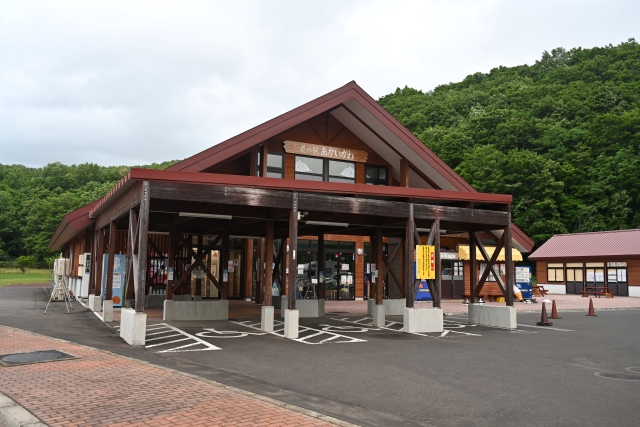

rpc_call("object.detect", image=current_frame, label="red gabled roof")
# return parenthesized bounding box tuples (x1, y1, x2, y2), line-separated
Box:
(48, 200, 99, 252)
(529, 229, 640, 260)
(168, 81, 476, 193)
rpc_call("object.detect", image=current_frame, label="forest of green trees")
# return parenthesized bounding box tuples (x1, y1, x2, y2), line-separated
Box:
(1, 39, 638, 265)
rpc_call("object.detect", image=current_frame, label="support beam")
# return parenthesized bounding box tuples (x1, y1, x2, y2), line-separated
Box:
(94, 228, 105, 296)
(166, 225, 176, 300)
(195, 234, 203, 297)
(375, 227, 384, 305)
(476, 232, 506, 295)
(317, 232, 325, 300)
(125, 210, 138, 303)
(90, 228, 99, 295)
(264, 221, 274, 306)
(244, 238, 254, 300)
(221, 230, 230, 299)
(105, 221, 116, 300)
(505, 221, 514, 306)
(469, 226, 477, 303)
(433, 217, 442, 309)
(404, 205, 415, 307)
(135, 182, 150, 313)
(287, 192, 298, 310)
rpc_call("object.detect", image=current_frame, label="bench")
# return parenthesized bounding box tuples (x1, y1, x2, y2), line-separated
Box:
(582, 286, 613, 298)
(532, 285, 547, 297)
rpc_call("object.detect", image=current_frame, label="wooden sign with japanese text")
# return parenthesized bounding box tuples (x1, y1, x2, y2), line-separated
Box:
(283, 140, 368, 163)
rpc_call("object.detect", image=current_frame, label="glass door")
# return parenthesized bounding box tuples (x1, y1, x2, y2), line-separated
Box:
(585, 263, 605, 288)
(607, 265, 628, 296)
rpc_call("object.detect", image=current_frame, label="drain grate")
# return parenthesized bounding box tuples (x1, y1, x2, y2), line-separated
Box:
(594, 372, 640, 381)
(0, 350, 78, 367)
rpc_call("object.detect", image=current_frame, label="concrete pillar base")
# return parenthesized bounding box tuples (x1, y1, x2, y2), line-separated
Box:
(403, 307, 443, 333)
(163, 299, 174, 321)
(367, 298, 406, 315)
(468, 304, 517, 330)
(102, 300, 113, 323)
(261, 306, 274, 332)
(284, 309, 299, 339)
(88, 294, 101, 312)
(120, 308, 147, 345)
(372, 304, 385, 327)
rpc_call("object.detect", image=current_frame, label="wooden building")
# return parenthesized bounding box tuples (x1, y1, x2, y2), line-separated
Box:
(529, 229, 640, 297)
(48, 81, 534, 328)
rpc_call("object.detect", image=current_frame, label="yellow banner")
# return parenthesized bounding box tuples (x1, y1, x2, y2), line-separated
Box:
(416, 245, 435, 280)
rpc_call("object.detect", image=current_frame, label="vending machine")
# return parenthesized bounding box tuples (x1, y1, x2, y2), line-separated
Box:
(515, 266, 533, 300)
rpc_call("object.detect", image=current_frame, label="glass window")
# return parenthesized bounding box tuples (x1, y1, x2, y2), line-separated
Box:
(547, 263, 564, 282)
(266, 152, 284, 178)
(365, 164, 389, 185)
(328, 160, 355, 183)
(295, 156, 324, 181)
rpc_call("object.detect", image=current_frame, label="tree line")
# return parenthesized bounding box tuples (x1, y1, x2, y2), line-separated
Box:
(379, 39, 640, 245)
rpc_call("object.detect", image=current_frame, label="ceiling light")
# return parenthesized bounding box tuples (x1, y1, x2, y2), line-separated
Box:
(179, 212, 232, 220)
(305, 221, 349, 227)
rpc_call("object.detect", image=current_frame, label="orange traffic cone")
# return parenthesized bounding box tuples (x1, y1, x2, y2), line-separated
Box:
(587, 299, 597, 316)
(536, 302, 553, 326)
(550, 300, 562, 319)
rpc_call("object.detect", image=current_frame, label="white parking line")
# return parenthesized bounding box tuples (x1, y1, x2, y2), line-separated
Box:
(115, 323, 221, 352)
(517, 324, 575, 332)
(231, 320, 368, 345)
(334, 317, 482, 337)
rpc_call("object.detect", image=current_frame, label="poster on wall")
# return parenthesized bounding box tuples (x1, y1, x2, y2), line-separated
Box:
(102, 254, 126, 307)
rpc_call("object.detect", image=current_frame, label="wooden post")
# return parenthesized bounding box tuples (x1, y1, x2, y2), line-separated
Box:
(244, 238, 254, 301)
(433, 217, 442, 309)
(166, 224, 176, 300)
(369, 232, 377, 301)
(469, 228, 477, 303)
(317, 232, 325, 300)
(375, 227, 383, 305)
(505, 221, 514, 307)
(257, 237, 265, 304)
(261, 145, 268, 178)
(221, 230, 229, 299)
(404, 204, 415, 308)
(95, 228, 105, 296)
(195, 234, 203, 297)
(135, 181, 150, 313)
(264, 221, 274, 306)
(91, 228, 100, 295)
(400, 159, 410, 187)
(288, 192, 298, 310)
(105, 221, 116, 300)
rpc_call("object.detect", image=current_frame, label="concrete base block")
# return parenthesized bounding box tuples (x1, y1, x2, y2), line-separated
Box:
(273, 295, 282, 309)
(368, 298, 406, 316)
(372, 304, 385, 327)
(261, 306, 274, 332)
(284, 309, 299, 339)
(88, 294, 101, 312)
(295, 299, 325, 317)
(629, 286, 640, 298)
(403, 307, 443, 333)
(120, 308, 147, 345)
(468, 304, 517, 330)
(145, 294, 166, 308)
(163, 299, 228, 321)
(102, 300, 113, 323)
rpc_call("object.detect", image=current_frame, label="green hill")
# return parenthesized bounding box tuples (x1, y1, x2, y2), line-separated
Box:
(379, 38, 640, 244)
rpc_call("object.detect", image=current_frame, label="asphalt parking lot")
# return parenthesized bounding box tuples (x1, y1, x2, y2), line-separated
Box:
(1, 285, 639, 427)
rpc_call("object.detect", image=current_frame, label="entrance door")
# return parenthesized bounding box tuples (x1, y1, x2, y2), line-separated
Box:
(607, 266, 628, 296)
(585, 264, 605, 289)
(324, 242, 356, 300)
(565, 263, 584, 295)
(296, 251, 318, 299)
(441, 260, 464, 299)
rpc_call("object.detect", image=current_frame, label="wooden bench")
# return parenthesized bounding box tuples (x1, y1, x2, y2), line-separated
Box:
(532, 285, 547, 297)
(582, 286, 614, 298)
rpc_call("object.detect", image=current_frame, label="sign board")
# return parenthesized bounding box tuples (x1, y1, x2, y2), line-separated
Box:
(167, 267, 174, 281)
(283, 140, 369, 163)
(416, 245, 435, 280)
(102, 254, 126, 307)
(341, 263, 350, 271)
(440, 251, 459, 260)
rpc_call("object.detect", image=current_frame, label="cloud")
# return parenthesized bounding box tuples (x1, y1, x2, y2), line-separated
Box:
(0, 0, 637, 167)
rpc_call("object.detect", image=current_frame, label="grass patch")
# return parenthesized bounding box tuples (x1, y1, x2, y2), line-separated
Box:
(0, 268, 52, 287)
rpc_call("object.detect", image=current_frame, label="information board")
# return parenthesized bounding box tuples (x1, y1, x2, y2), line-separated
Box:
(416, 245, 435, 280)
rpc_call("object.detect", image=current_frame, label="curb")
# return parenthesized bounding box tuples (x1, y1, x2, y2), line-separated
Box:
(0, 392, 47, 427)
(0, 325, 358, 427)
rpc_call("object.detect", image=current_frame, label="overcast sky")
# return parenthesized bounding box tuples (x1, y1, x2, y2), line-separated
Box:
(1, 0, 638, 167)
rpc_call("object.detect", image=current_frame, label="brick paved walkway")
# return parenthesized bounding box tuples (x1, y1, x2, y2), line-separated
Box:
(0, 326, 347, 427)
